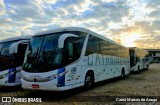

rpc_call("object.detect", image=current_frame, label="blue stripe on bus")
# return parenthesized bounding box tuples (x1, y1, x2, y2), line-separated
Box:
(58, 68, 65, 87)
(8, 68, 16, 83)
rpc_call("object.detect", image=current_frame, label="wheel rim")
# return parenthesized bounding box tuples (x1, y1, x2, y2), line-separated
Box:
(85, 75, 92, 87)
(147, 65, 149, 69)
(138, 66, 140, 72)
(121, 71, 124, 77)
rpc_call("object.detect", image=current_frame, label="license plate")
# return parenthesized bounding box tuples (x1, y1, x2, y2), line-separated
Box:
(32, 84, 39, 88)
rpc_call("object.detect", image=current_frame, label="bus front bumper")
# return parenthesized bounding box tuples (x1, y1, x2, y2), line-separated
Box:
(21, 78, 65, 91)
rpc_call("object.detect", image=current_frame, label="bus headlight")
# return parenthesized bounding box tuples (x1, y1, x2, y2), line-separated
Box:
(46, 71, 68, 81)
(47, 74, 58, 81)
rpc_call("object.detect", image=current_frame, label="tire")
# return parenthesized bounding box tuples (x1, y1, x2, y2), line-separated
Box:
(137, 66, 140, 72)
(121, 69, 125, 78)
(146, 64, 149, 70)
(84, 71, 94, 89)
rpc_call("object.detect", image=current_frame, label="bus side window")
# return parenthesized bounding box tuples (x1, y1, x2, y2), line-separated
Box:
(99, 39, 106, 55)
(85, 35, 99, 56)
(68, 43, 74, 61)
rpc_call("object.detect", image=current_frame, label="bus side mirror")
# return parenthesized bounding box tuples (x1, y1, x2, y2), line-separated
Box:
(9, 43, 17, 54)
(64, 37, 79, 64)
(65, 41, 77, 64)
(9, 40, 29, 54)
(58, 33, 78, 49)
(67, 43, 74, 61)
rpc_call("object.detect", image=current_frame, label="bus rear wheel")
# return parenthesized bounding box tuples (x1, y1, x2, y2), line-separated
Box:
(121, 69, 125, 78)
(84, 71, 94, 89)
(137, 65, 140, 72)
(146, 64, 149, 70)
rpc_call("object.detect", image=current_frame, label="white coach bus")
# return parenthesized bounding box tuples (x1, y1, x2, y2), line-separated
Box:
(21, 27, 130, 91)
(0, 36, 31, 86)
(129, 47, 150, 72)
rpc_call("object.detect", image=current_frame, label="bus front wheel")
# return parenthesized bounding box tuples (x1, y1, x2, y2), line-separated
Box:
(84, 71, 94, 89)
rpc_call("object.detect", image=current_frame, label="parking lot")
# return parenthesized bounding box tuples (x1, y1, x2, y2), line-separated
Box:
(0, 63, 160, 105)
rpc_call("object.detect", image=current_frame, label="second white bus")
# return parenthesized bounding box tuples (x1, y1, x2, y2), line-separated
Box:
(0, 36, 31, 86)
(129, 47, 150, 72)
(21, 27, 130, 91)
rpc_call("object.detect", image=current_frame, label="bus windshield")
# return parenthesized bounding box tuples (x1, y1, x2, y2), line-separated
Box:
(23, 33, 63, 72)
(0, 41, 16, 71)
(23, 31, 86, 73)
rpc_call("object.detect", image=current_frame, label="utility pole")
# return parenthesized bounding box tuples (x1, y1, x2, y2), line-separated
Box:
(21, 31, 24, 36)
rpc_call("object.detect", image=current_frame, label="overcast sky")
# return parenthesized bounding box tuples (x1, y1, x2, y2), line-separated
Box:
(0, 0, 159, 49)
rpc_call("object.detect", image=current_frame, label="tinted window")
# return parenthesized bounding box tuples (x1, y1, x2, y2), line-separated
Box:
(0, 43, 2, 54)
(114, 44, 118, 56)
(107, 42, 112, 55)
(99, 39, 129, 58)
(99, 39, 106, 55)
(23, 34, 62, 72)
(0, 41, 16, 71)
(41, 34, 62, 67)
(1, 41, 15, 55)
(29, 36, 44, 59)
(86, 35, 99, 55)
